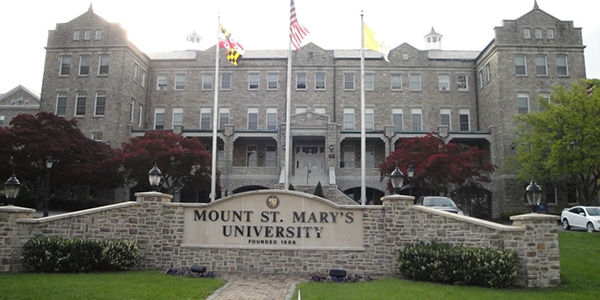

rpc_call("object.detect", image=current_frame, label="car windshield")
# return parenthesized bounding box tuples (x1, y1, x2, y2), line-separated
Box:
(423, 197, 456, 207)
(586, 207, 600, 216)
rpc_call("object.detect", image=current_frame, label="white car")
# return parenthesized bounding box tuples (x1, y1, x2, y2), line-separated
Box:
(419, 196, 464, 215)
(561, 206, 600, 233)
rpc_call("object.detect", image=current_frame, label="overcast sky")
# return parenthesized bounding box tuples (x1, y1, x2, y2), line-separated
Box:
(1, 0, 598, 94)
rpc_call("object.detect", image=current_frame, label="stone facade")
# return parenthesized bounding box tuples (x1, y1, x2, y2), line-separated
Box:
(0, 191, 559, 288)
(30, 4, 588, 217)
(0, 85, 40, 127)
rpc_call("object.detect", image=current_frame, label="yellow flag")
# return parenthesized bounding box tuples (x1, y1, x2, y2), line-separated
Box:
(363, 23, 379, 51)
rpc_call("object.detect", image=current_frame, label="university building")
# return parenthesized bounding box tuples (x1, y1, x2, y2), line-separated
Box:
(32, 3, 586, 218)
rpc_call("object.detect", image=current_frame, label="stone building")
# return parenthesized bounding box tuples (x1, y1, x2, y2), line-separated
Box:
(0, 85, 40, 127)
(37, 3, 587, 218)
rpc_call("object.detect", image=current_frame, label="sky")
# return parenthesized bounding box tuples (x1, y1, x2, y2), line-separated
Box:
(1, 0, 598, 94)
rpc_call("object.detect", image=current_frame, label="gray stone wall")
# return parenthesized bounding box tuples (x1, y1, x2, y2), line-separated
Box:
(0, 191, 559, 288)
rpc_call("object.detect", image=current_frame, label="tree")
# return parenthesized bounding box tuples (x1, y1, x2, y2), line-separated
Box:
(0, 112, 122, 208)
(313, 181, 325, 198)
(115, 131, 215, 196)
(514, 79, 600, 205)
(379, 133, 496, 195)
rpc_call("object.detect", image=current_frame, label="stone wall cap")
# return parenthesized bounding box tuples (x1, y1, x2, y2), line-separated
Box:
(16, 201, 138, 224)
(413, 205, 526, 232)
(0, 206, 35, 213)
(510, 213, 560, 221)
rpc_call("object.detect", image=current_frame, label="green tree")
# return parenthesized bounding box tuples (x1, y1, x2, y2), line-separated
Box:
(313, 181, 325, 198)
(514, 79, 600, 205)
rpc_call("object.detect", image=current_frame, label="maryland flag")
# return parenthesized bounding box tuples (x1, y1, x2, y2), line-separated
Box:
(219, 25, 244, 66)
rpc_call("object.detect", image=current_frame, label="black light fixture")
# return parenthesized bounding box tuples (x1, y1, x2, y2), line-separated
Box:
(407, 165, 415, 196)
(389, 166, 404, 195)
(525, 180, 542, 213)
(329, 144, 334, 152)
(148, 163, 162, 192)
(44, 156, 56, 217)
(4, 172, 21, 206)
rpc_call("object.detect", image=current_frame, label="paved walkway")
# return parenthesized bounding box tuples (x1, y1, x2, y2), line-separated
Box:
(206, 272, 308, 300)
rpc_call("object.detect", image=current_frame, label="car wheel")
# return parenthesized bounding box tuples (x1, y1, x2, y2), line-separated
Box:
(586, 222, 595, 233)
(562, 219, 570, 230)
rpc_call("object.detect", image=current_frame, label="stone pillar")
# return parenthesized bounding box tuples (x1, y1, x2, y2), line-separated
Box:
(134, 192, 173, 269)
(0, 206, 35, 271)
(510, 213, 560, 288)
(381, 194, 414, 274)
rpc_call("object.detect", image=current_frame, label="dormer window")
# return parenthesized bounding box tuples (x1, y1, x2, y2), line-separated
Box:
(73, 30, 80, 40)
(84, 30, 91, 40)
(523, 28, 531, 39)
(95, 29, 102, 40)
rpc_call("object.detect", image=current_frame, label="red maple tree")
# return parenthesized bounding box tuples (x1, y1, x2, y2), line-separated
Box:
(115, 131, 215, 196)
(379, 132, 496, 195)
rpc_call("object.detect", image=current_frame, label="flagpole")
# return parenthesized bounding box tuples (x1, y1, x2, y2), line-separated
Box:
(360, 12, 367, 205)
(211, 15, 221, 202)
(284, 25, 292, 191)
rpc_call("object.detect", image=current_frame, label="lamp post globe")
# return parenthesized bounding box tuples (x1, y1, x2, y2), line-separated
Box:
(525, 180, 542, 213)
(390, 166, 404, 195)
(4, 173, 21, 206)
(148, 163, 162, 192)
(407, 164, 415, 196)
(43, 156, 56, 217)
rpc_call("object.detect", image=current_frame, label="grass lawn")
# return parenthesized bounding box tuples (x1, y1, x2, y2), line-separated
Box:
(292, 231, 600, 300)
(0, 231, 598, 299)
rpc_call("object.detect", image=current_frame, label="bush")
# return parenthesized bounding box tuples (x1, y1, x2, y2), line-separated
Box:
(21, 235, 140, 273)
(396, 241, 519, 288)
(313, 181, 325, 198)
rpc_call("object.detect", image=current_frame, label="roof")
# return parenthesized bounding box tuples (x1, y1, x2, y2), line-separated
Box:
(428, 50, 480, 60)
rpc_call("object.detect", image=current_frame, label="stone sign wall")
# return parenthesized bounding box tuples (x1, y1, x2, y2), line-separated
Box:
(0, 190, 560, 288)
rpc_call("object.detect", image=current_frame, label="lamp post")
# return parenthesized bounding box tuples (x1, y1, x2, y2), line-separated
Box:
(389, 166, 404, 195)
(148, 163, 162, 192)
(44, 157, 56, 217)
(4, 172, 21, 206)
(525, 180, 542, 213)
(407, 164, 415, 196)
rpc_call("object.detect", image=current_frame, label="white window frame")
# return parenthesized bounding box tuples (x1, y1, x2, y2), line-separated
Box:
(343, 73, 355, 90)
(365, 108, 374, 130)
(515, 55, 527, 76)
(266, 108, 277, 130)
(438, 74, 450, 91)
(267, 73, 278, 90)
(73, 30, 80, 40)
(93, 92, 106, 117)
(130, 100, 135, 123)
(98, 54, 109, 75)
(315, 73, 326, 90)
(218, 108, 230, 130)
(247, 107, 258, 130)
(517, 93, 530, 114)
(546, 29, 554, 39)
(457, 75, 468, 91)
(56, 92, 68, 116)
(202, 73, 213, 90)
(200, 108, 211, 130)
(523, 28, 531, 39)
(154, 108, 165, 129)
(343, 108, 355, 130)
(391, 73, 402, 90)
(556, 55, 569, 77)
(172, 108, 183, 127)
(440, 108, 451, 129)
(535, 55, 548, 76)
(95, 29, 102, 40)
(79, 55, 90, 76)
(409, 74, 421, 91)
(75, 92, 87, 117)
(248, 73, 260, 90)
(296, 72, 307, 90)
(60, 56, 71, 76)
(174, 74, 186, 90)
(220, 73, 232, 90)
(459, 109, 470, 131)
(411, 108, 422, 131)
(364, 73, 374, 91)
(157, 75, 168, 91)
(392, 108, 403, 132)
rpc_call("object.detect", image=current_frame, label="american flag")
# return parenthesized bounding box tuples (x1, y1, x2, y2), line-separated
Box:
(290, 0, 309, 50)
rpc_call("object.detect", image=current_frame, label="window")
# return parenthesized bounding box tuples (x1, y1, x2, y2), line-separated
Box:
(221, 73, 232, 90)
(391, 74, 402, 90)
(409, 74, 421, 91)
(343, 73, 355, 90)
(517, 93, 530, 114)
(173, 108, 183, 126)
(73, 30, 80, 40)
(296, 73, 307, 90)
(248, 73, 259, 90)
(75, 92, 87, 116)
(133, 64, 138, 80)
(556, 55, 569, 76)
(56, 92, 67, 116)
(514, 55, 527, 76)
(98, 54, 109, 75)
(0, 116, 4, 125)
(523, 28, 531, 39)
(478, 70, 484, 88)
(486, 64, 491, 81)
(84, 30, 91, 40)
(440, 109, 451, 129)
(546, 29, 554, 39)
(248, 107, 258, 130)
(267, 73, 278, 90)
(138, 105, 143, 127)
(343, 108, 355, 130)
(95, 29, 102, 40)
(438, 74, 450, 91)
(130, 100, 135, 123)
(60, 56, 71, 76)
(94, 92, 106, 116)
(365, 108, 374, 130)
(314, 107, 326, 115)
(246, 145, 258, 167)
(266, 108, 277, 130)
(200, 108, 211, 130)
(535, 55, 547, 76)
(459, 109, 470, 131)
(539, 93, 551, 111)
(91, 132, 103, 142)
(544, 183, 558, 205)
(392, 109, 403, 131)
(157, 75, 167, 90)
(457, 75, 468, 91)
(265, 145, 277, 167)
(79, 55, 90, 76)
(364, 74, 374, 91)
(535, 28, 542, 39)
(202, 74, 213, 90)
(295, 107, 306, 114)
(219, 108, 230, 129)
(411, 108, 422, 131)
(154, 108, 165, 129)
(315, 73, 326, 90)
(343, 145, 355, 168)
(174, 74, 186, 90)
(141, 71, 146, 87)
